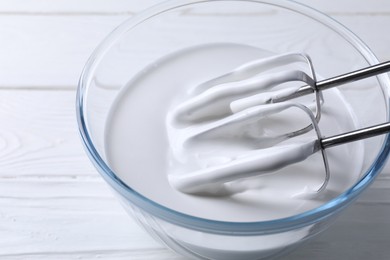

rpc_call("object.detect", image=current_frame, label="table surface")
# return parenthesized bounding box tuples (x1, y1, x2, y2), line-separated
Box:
(1, 0, 389, 259)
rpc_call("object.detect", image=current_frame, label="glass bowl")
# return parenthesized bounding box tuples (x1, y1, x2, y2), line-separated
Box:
(76, 0, 390, 259)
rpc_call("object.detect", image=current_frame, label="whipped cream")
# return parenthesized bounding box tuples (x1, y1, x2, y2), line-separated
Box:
(105, 43, 364, 222)
(166, 51, 326, 195)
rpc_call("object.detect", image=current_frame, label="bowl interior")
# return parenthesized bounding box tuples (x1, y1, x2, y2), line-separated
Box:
(78, 0, 390, 228)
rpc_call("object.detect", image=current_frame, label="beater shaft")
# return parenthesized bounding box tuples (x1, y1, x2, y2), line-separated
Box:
(321, 122, 390, 149)
(274, 60, 390, 102)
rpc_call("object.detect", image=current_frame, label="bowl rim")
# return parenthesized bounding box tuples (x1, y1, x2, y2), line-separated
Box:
(76, 0, 390, 235)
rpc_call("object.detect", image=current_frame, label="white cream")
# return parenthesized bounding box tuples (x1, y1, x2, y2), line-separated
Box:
(104, 43, 364, 222)
(168, 101, 324, 194)
(168, 139, 320, 194)
(166, 51, 326, 195)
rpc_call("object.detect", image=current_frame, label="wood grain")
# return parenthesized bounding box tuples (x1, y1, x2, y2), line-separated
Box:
(0, 67, 388, 260)
(0, 91, 96, 177)
(0, 16, 127, 88)
(0, 0, 158, 14)
(0, 0, 389, 14)
(0, 1, 389, 259)
(0, 179, 182, 259)
(0, 2, 390, 88)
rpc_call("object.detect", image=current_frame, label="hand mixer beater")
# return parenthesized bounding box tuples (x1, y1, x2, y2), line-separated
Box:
(166, 52, 390, 194)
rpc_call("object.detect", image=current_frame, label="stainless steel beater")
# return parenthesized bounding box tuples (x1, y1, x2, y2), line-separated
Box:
(168, 54, 390, 194)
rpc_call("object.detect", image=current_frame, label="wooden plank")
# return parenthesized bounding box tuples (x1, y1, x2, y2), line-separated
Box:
(0, 2, 388, 260)
(0, 85, 389, 182)
(0, 16, 127, 88)
(0, 89, 387, 259)
(0, 179, 182, 259)
(1, 15, 390, 88)
(0, 0, 389, 14)
(296, 0, 390, 14)
(0, 251, 183, 260)
(0, 90, 96, 177)
(287, 199, 390, 260)
(0, 0, 160, 14)
(0, 178, 388, 259)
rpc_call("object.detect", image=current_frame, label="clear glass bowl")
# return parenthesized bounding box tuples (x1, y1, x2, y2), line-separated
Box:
(76, 0, 390, 259)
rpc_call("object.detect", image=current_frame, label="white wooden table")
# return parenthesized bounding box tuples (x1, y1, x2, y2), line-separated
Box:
(0, 0, 389, 259)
